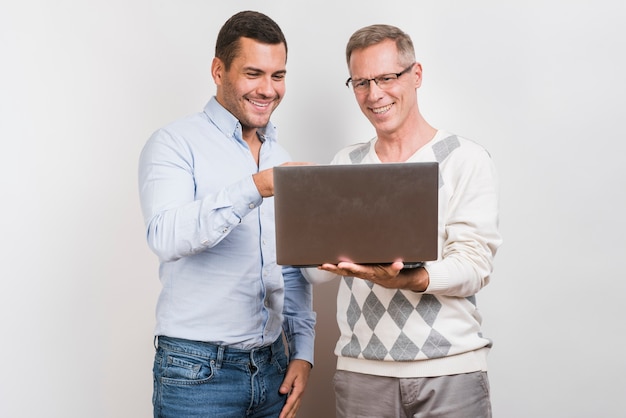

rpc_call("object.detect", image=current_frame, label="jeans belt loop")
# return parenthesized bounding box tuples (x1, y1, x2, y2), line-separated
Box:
(216, 345, 225, 369)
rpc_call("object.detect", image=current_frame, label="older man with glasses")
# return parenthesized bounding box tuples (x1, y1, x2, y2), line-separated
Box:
(305, 24, 502, 418)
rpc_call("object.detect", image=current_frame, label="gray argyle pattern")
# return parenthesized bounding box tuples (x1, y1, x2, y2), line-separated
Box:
(348, 135, 460, 165)
(348, 142, 371, 164)
(340, 134, 463, 361)
(340, 279, 452, 360)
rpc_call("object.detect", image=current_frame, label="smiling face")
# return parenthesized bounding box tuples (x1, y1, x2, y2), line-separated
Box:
(212, 37, 287, 139)
(348, 39, 422, 139)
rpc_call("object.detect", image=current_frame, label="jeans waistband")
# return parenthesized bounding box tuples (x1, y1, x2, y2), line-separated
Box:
(155, 335, 284, 366)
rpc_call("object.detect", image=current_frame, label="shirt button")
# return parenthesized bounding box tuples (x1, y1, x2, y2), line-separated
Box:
(249, 203, 255, 209)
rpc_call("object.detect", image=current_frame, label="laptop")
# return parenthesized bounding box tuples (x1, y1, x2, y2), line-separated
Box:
(273, 162, 439, 267)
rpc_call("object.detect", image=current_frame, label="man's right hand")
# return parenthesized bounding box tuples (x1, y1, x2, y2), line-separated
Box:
(252, 162, 313, 197)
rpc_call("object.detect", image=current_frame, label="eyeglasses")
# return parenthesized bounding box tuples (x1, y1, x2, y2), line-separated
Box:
(345, 63, 415, 92)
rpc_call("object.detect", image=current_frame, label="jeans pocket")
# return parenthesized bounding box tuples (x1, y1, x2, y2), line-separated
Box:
(160, 352, 215, 386)
(272, 351, 289, 374)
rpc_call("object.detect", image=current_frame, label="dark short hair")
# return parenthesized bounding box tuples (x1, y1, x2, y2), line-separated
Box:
(215, 10, 287, 70)
(346, 24, 415, 67)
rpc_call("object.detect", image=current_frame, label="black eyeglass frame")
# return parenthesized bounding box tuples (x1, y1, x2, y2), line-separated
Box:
(345, 63, 416, 89)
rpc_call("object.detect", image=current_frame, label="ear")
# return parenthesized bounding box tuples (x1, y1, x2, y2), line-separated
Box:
(211, 57, 224, 86)
(414, 62, 423, 89)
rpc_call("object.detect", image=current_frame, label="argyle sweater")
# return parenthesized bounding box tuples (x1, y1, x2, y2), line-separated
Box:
(307, 130, 502, 377)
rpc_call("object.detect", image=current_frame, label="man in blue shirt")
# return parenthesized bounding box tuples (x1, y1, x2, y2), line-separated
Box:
(138, 11, 316, 418)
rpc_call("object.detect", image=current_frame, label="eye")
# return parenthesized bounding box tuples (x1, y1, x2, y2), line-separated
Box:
(353, 79, 368, 88)
(272, 73, 286, 81)
(378, 75, 397, 83)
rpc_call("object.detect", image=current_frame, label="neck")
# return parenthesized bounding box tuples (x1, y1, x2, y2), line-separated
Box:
(242, 128, 262, 166)
(375, 114, 436, 163)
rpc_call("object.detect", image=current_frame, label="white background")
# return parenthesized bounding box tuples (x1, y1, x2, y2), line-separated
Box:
(1, 1, 625, 417)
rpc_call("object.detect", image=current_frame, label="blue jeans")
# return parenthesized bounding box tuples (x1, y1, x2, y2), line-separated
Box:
(153, 336, 289, 418)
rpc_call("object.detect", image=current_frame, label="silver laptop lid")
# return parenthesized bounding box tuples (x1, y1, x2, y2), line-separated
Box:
(274, 162, 439, 267)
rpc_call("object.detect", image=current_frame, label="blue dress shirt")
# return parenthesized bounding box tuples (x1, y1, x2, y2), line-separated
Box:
(138, 97, 315, 364)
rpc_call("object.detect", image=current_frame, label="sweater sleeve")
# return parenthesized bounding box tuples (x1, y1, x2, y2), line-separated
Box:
(424, 146, 502, 297)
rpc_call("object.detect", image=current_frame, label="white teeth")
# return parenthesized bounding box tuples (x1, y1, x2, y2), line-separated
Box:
(248, 99, 269, 107)
(372, 104, 392, 114)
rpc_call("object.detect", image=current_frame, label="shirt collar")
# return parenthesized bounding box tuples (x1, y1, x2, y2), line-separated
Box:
(204, 96, 278, 144)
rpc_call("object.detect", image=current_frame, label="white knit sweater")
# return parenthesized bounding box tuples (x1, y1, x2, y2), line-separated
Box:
(305, 130, 502, 377)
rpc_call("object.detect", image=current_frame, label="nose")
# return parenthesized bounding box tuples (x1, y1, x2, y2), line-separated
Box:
(366, 80, 384, 99)
(256, 75, 276, 98)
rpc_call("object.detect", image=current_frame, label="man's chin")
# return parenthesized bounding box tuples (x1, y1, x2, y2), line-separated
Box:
(241, 118, 272, 131)
(250, 114, 273, 128)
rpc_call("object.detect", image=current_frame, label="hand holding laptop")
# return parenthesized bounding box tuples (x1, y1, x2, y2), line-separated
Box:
(317, 260, 430, 293)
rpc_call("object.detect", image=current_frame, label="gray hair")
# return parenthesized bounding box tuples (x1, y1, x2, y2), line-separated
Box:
(345, 24, 415, 67)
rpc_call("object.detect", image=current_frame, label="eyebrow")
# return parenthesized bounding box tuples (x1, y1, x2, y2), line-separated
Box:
(243, 66, 287, 76)
(354, 71, 395, 79)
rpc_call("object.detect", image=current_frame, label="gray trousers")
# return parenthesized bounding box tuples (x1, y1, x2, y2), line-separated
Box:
(334, 370, 492, 418)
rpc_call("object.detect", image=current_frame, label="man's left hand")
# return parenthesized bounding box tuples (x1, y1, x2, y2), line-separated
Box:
(319, 261, 429, 292)
(278, 359, 312, 418)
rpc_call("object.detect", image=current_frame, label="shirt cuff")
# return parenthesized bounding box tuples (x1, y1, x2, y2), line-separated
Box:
(228, 175, 263, 219)
(284, 316, 316, 366)
(290, 334, 315, 366)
